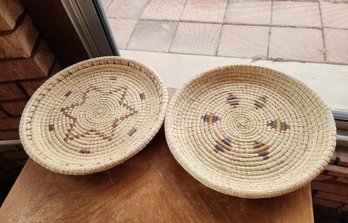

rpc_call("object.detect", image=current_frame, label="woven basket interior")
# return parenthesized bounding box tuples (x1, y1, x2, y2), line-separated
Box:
(19, 57, 168, 175)
(165, 65, 336, 198)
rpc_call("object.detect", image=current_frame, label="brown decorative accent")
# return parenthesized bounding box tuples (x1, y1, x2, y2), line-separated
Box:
(60, 85, 138, 142)
(128, 128, 137, 136)
(208, 115, 214, 126)
(253, 141, 270, 151)
(48, 124, 54, 132)
(254, 95, 267, 109)
(112, 118, 119, 128)
(258, 150, 270, 156)
(226, 94, 237, 100)
(267, 118, 290, 132)
(201, 114, 209, 122)
(221, 138, 231, 146)
(139, 92, 145, 100)
(226, 93, 239, 107)
(79, 148, 91, 154)
(253, 142, 264, 148)
(253, 141, 270, 159)
(202, 113, 221, 127)
(255, 103, 262, 109)
(214, 144, 224, 153)
(215, 139, 232, 152)
(64, 91, 72, 97)
(260, 96, 267, 101)
(213, 116, 220, 122)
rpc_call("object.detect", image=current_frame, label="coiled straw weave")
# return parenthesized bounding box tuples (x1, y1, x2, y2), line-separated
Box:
(165, 65, 336, 198)
(19, 57, 168, 175)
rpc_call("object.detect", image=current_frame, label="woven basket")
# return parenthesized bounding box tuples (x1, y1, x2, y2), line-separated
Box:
(165, 65, 336, 198)
(19, 57, 168, 175)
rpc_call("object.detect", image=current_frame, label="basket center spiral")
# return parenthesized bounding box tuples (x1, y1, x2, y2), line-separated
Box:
(235, 117, 250, 129)
(226, 110, 258, 134)
(84, 100, 114, 123)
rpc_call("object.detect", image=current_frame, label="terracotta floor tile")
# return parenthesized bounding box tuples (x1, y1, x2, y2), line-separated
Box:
(321, 2, 348, 29)
(324, 28, 348, 64)
(105, 0, 348, 65)
(274, 0, 318, 2)
(171, 22, 222, 55)
(108, 19, 137, 49)
(319, 0, 348, 2)
(181, 0, 227, 23)
(225, 1, 271, 25)
(218, 25, 269, 58)
(269, 27, 324, 62)
(107, 0, 149, 19)
(128, 21, 177, 52)
(141, 0, 186, 21)
(272, 2, 321, 28)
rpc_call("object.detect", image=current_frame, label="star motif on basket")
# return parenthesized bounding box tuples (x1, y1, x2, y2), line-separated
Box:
(55, 84, 138, 143)
(201, 95, 290, 160)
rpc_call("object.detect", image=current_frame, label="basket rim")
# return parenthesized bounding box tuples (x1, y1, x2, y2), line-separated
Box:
(165, 64, 336, 198)
(19, 56, 168, 175)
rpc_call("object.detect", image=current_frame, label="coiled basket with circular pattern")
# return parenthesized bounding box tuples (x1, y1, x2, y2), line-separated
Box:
(19, 57, 168, 175)
(165, 65, 336, 198)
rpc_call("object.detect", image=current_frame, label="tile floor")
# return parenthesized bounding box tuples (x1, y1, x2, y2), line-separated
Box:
(103, 0, 348, 64)
(120, 49, 348, 110)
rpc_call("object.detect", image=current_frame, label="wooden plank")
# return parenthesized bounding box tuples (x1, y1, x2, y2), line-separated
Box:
(326, 170, 348, 178)
(337, 136, 348, 148)
(311, 181, 348, 196)
(336, 120, 348, 130)
(0, 139, 21, 146)
(337, 177, 348, 184)
(316, 191, 348, 204)
(326, 165, 348, 175)
(0, 144, 314, 223)
(314, 174, 334, 181)
(337, 129, 348, 137)
(336, 149, 348, 167)
(312, 198, 343, 209)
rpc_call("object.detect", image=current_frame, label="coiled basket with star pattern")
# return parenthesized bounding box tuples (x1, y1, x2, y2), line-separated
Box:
(19, 57, 168, 175)
(165, 65, 336, 198)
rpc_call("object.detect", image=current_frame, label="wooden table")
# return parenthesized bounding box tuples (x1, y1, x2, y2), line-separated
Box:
(0, 89, 314, 222)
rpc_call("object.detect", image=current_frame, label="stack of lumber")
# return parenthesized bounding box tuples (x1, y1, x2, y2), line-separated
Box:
(312, 118, 348, 212)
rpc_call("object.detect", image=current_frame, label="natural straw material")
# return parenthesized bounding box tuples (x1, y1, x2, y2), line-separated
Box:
(20, 57, 168, 175)
(165, 65, 336, 198)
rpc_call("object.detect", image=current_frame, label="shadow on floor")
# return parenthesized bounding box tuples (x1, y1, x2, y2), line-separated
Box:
(314, 205, 347, 223)
(0, 174, 19, 207)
